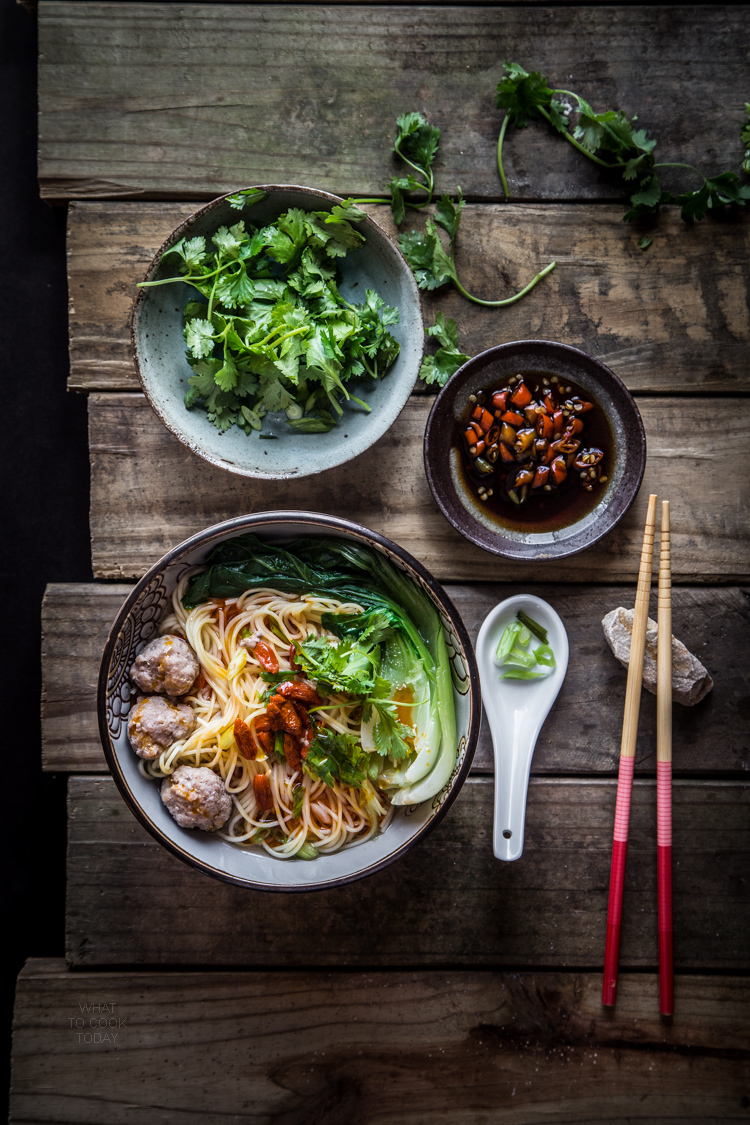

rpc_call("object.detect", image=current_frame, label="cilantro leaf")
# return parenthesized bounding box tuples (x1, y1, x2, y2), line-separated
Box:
(184, 318, 216, 359)
(367, 677, 413, 762)
(226, 188, 269, 211)
(495, 62, 555, 127)
(165, 235, 207, 273)
(303, 727, 378, 790)
(419, 313, 470, 386)
(399, 220, 457, 291)
(295, 634, 378, 696)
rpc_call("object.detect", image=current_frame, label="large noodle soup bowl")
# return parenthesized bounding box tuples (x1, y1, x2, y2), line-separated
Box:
(99, 512, 480, 891)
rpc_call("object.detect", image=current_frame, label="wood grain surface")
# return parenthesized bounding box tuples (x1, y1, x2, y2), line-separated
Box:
(67, 200, 750, 394)
(41, 582, 746, 775)
(65, 776, 749, 969)
(10, 959, 750, 1124)
(38, 5, 750, 203)
(88, 393, 750, 583)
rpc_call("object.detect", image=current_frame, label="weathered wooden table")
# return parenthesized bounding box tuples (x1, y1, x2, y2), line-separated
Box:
(11, 3, 750, 1120)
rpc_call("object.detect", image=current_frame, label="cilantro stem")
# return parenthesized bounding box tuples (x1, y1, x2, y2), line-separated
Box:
(137, 263, 227, 289)
(497, 113, 511, 200)
(453, 259, 556, 307)
(207, 269, 221, 320)
(393, 141, 434, 203)
(538, 105, 626, 169)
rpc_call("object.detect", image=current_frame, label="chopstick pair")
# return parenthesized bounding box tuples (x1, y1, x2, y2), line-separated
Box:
(602, 495, 673, 1015)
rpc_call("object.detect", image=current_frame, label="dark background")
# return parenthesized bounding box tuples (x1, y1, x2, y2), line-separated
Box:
(2, 1, 92, 1112)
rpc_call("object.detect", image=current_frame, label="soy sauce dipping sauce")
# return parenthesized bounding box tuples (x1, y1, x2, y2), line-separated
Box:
(457, 371, 613, 533)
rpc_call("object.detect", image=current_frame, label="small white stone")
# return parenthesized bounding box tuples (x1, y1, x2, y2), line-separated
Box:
(602, 607, 713, 706)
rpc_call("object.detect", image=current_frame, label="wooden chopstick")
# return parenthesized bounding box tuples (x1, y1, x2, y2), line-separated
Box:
(602, 493, 658, 1007)
(657, 500, 674, 1015)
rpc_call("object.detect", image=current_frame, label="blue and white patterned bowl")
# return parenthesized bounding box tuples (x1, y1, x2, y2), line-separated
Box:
(131, 186, 424, 480)
(98, 512, 480, 892)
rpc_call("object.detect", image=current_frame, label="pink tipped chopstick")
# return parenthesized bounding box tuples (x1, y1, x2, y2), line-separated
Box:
(657, 500, 674, 1015)
(602, 493, 658, 1008)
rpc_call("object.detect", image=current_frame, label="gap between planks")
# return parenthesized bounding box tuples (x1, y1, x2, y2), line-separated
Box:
(41, 582, 748, 774)
(64, 775, 749, 971)
(66, 201, 750, 394)
(11, 959, 750, 1124)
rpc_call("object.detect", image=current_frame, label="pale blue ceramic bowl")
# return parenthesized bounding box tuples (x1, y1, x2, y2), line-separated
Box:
(131, 186, 423, 480)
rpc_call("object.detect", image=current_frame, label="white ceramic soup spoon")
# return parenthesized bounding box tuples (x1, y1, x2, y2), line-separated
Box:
(476, 594, 569, 861)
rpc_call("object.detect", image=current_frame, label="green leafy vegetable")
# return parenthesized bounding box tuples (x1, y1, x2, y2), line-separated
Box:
(365, 676, 413, 762)
(226, 187, 270, 211)
(639, 236, 653, 250)
(419, 313, 471, 386)
(303, 727, 379, 790)
(138, 207, 400, 436)
(387, 112, 441, 224)
(295, 634, 379, 696)
(399, 188, 556, 306)
(495, 62, 750, 224)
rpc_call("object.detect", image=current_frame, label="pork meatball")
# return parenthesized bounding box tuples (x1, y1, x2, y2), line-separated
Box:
(127, 695, 195, 760)
(130, 634, 200, 696)
(160, 766, 232, 831)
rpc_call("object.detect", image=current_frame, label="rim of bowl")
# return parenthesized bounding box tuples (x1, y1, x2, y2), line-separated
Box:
(423, 340, 647, 561)
(97, 510, 482, 892)
(130, 185, 423, 481)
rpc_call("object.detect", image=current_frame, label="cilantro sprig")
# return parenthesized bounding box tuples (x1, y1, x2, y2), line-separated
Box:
(419, 313, 469, 386)
(496, 62, 750, 223)
(399, 189, 556, 306)
(138, 198, 400, 436)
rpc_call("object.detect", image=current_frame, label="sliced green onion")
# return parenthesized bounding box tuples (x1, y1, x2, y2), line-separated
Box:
(517, 611, 548, 643)
(504, 644, 536, 669)
(496, 621, 521, 664)
(517, 624, 531, 647)
(297, 843, 319, 860)
(500, 669, 550, 679)
(534, 644, 556, 668)
(274, 731, 284, 761)
(285, 403, 304, 420)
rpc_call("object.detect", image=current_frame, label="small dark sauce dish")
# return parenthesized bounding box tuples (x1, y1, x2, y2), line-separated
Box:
(424, 341, 646, 561)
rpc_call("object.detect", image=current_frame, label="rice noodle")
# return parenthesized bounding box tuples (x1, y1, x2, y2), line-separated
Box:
(139, 573, 393, 858)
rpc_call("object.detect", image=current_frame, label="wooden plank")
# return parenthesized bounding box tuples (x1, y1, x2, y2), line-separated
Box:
(11, 960, 750, 1124)
(41, 583, 132, 772)
(65, 776, 749, 969)
(38, 4, 750, 203)
(88, 394, 750, 583)
(42, 582, 745, 776)
(67, 200, 750, 394)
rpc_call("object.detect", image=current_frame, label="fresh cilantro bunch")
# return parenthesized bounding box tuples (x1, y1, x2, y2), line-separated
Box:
(138, 196, 400, 435)
(496, 62, 750, 223)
